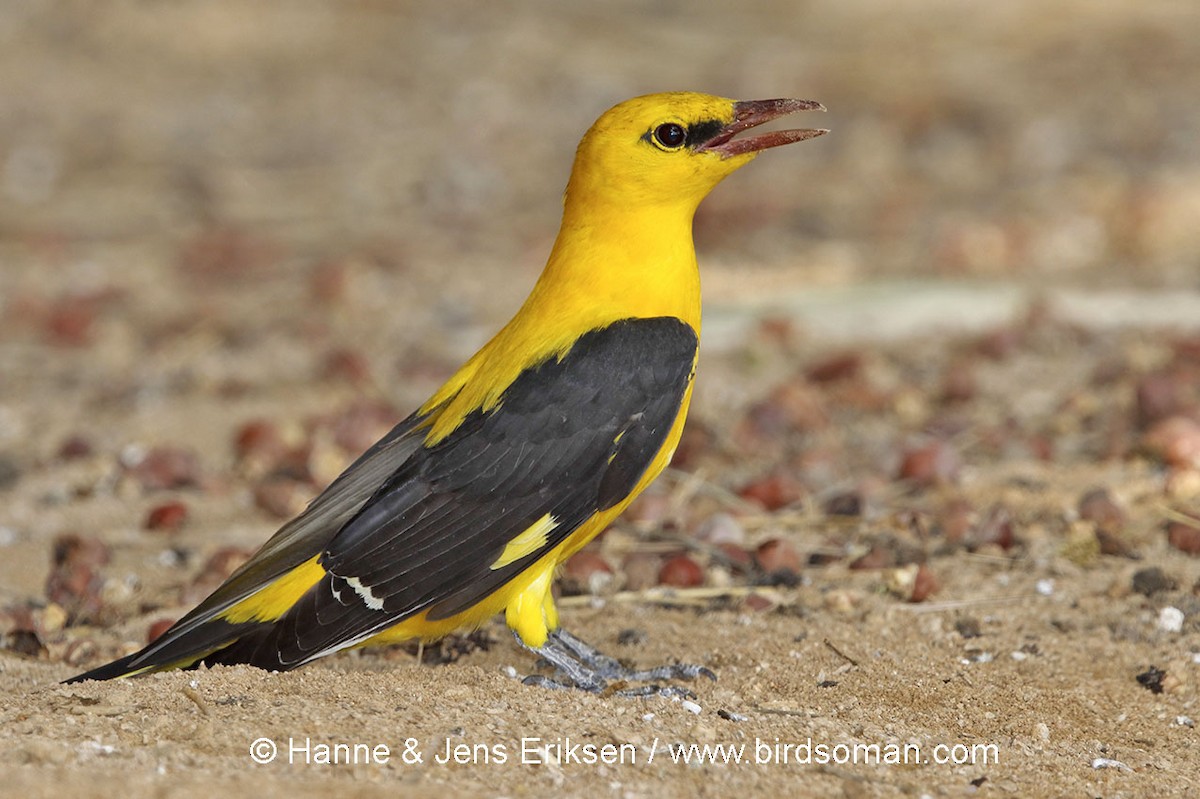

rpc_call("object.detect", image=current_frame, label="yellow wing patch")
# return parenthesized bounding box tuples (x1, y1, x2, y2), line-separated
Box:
(490, 513, 558, 570)
(221, 555, 326, 624)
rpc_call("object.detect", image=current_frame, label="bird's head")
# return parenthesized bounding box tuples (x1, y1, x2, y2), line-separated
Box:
(565, 91, 826, 212)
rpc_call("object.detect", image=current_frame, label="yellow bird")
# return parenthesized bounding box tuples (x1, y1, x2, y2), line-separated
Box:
(67, 92, 826, 693)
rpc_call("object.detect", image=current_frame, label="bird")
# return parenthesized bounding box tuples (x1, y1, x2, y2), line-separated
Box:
(66, 92, 826, 693)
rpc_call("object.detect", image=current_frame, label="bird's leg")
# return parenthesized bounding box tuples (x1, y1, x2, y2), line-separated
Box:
(518, 629, 716, 698)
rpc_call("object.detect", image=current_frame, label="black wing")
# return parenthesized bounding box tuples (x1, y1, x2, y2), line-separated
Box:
(64, 408, 437, 682)
(211, 316, 698, 669)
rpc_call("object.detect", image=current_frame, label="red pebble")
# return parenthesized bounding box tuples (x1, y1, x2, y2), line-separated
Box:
(564, 551, 613, 581)
(1167, 522, 1200, 555)
(909, 565, 939, 602)
(738, 472, 805, 511)
(897, 441, 961, 487)
(330, 401, 400, 454)
(743, 593, 776, 612)
(1136, 372, 1188, 428)
(321, 348, 373, 386)
(975, 327, 1021, 360)
(754, 539, 802, 575)
(144, 500, 189, 533)
(45, 534, 111, 623)
(126, 446, 201, 491)
(1142, 416, 1200, 469)
(805, 351, 863, 383)
(1077, 488, 1125, 535)
(717, 543, 754, 571)
(57, 434, 94, 461)
(849, 546, 894, 570)
(740, 382, 828, 441)
(658, 554, 704, 588)
(146, 618, 176, 644)
(253, 478, 308, 519)
(970, 505, 1018, 551)
(44, 295, 97, 347)
(940, 361, 978, 404)
(197, 547, 253, 583)
(234, 419, 285, 461)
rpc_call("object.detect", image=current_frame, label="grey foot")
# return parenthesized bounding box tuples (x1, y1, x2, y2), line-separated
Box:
(518, 629, 716, 698)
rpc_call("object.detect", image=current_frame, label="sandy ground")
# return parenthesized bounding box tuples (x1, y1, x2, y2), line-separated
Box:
(3, 2, 1200, 797)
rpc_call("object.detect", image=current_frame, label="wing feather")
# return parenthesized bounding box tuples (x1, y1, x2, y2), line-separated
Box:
(215, 317, 698, 668)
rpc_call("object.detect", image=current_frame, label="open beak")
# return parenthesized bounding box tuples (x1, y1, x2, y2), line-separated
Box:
(695, 98, 827, 159)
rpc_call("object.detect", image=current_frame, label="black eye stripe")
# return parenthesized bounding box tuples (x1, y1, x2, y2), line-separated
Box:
(643, 119, 725, 150)
(686, 120, 724, 145)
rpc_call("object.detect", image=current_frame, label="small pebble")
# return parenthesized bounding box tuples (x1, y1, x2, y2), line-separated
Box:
(754, 538, 802, 577)
(1142, 416, 1200, 469)
(146, 618, 176, 643)
(1167, 521, 1200, 555)
(737, 471, 805, 511)
(693, 513, 745, 546)
(253, 478, 309, 519)
(1135, 371, 1188, 426)
(124, 446, 202, 491)
(680, 700, 702, 715)
(1091, 757, 1132, 772)
(897, 440, 961, 487)
(955, 617, 982, 639)
(822, 490, 863, 516)
(910, 564, 939, 602)
(1077, 488, 1125, 535)
(1158, 606, 1185, 633)
(805, 351, 863, 383)
(658, 554, 704, 588)
(561, 551, 613, 596)
(1036, 579, 1055, 596)
(57, 434, 94, 461)
(1131, 567, 1176, 596)
(144, 501, 189, 533)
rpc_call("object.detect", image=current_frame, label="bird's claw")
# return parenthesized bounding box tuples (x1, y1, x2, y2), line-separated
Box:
(518, 629, 715, 699)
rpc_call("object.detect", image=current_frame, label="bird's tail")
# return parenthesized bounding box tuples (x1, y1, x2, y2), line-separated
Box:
(64, 651, 155, 683)
(63, 618, 262, 683)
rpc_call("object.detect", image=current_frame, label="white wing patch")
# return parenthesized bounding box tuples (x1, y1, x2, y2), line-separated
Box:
(344, 575, 386, 611)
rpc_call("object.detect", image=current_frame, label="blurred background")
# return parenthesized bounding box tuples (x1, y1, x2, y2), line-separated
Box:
(4, 0, 1197, 301)
(2, 0, 1199, 575)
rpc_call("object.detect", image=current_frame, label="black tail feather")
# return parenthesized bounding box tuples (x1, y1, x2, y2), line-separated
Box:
(62, 618, 263, 683)
(63, 651, 146, 684)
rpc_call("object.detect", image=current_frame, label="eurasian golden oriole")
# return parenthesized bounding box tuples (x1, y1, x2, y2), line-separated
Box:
(67, 92, 826, 693)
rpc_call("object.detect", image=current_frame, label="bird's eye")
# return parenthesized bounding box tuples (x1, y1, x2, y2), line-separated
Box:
(652, 123, 687, 150)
